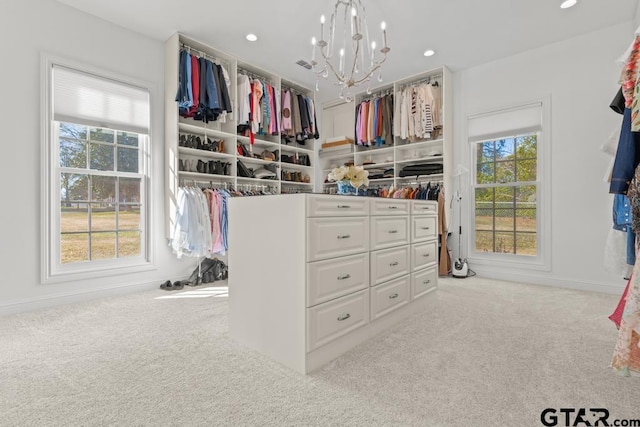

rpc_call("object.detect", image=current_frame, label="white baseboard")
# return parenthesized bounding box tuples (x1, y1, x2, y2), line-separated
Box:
(470, 267, 626, 295)
(0, 279, 171, 317)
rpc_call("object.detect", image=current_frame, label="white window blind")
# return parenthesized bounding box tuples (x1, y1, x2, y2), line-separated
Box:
(468, 102, 542, 143)
(52, 65, 150, 134)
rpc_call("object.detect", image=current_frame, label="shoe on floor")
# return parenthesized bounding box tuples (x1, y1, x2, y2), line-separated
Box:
(159, 280, 184, 291)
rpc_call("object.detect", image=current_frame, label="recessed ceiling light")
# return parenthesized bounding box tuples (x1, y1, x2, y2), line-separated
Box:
(560, 0, 577, 9)
(246, 34, 258, 42)
(424, 49, 435, 57)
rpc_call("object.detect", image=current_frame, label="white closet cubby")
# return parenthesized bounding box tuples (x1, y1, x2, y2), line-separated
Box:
(164, 33, 317, 237)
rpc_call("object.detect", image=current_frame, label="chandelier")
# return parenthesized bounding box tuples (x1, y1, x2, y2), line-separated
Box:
(310, 0, 390, 102)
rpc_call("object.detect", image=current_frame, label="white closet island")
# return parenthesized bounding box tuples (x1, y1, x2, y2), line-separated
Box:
(229, 194, 438, 374)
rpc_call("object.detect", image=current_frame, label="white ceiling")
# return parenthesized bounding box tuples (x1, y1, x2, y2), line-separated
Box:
(57, 0, 638, 102)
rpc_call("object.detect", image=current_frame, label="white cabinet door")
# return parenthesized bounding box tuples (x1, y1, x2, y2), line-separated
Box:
(370, 199, 409, 216)
(370, 275, 410, 321)
(371, 216, 409, 250)
(307, 253, 369, 307)
(307, 217, 369, 262)
(370, 245, 410, 286)
(307, 195, 369, 217)
(307, 289, 369, 352)
(412, 201, 437, 215)
(411, 216, 437, 243)
(411, 267, 437, 300)
(412, 241, 438, 271)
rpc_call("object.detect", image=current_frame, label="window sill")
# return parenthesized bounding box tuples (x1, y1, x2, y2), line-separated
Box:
(42, 259, 155, 285)
(467, 253, 551, 272)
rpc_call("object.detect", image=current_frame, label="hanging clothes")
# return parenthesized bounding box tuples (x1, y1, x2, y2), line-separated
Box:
(170, 186, 232, 259)
(612, 165, 640, 376)
(237, 74, 252, 125)
(394, 79, 442, 142)
(174, 48, 233, 123)
(438, 190, 451, 276)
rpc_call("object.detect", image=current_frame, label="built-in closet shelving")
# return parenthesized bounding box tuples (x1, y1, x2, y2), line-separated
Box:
(319, 66, 453, 205)
(164, 33, 316, 237)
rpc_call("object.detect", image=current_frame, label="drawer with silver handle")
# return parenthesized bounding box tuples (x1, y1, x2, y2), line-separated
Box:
(371, 216, 409, 250)
(412, 241, 438, 271)
(370, 245, 410, 286)
(306, 289, 369, 352)
(411, 216, 437, 243)
(307, 253, 369, 307)
(307, 217, 369, 262)
(411, 201, 437, 215)
(370, 275, 410, 321)
(307, 195, 369, 217)
(411, 267, 437, 300)
(370, 199, 410, 216)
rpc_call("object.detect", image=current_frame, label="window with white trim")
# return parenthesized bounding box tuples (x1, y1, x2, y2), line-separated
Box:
(469, 102, 545, 261)
(474, 133, 537, 255)
(44, 61, 151, 280)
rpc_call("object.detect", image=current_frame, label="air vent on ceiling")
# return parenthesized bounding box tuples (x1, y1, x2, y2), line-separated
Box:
(296, 60, 312, 70)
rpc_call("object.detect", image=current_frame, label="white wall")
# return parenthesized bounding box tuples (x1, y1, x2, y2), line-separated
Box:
(0, 0, 194, 315)
(453, 21, 634, 294)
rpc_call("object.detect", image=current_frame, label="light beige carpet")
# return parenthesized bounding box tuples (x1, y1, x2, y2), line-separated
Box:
(0, 277, 636, 426)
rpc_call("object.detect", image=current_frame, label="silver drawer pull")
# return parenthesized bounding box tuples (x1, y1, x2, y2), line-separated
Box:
(390, 261, 399, 266)
(337, 314, 351, 321)
(337, 205, 351, 209)
(337, 274, 351, 280)
(421, 227, 431, 230)
(389, 230, 398, 234)
(389, 293, 399, 299)
(423, 253, 430, 257)
(423, 280, 431, 285)
(388, 206, 398, 209)
(421, 207, 432, 210)
(337, 235, 351, 239)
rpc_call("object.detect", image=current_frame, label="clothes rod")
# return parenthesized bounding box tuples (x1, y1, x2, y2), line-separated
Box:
(237, 67, 275, 85)
(180, 43, 229, 66)
(400, 75, 442, 89)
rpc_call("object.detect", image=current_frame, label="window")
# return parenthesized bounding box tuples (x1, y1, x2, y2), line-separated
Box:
(43, 58, 151, 281)
(474, 134, 537, 255)
(468, 101, 547, 265)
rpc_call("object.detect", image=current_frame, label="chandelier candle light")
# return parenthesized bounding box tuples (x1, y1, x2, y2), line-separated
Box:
(311, 0, 391, 101)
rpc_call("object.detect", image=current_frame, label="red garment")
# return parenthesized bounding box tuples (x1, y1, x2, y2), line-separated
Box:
(609, 278, 632, 329)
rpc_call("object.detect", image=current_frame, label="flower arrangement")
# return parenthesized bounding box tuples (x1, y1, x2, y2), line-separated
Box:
(328, 165, 370, 189)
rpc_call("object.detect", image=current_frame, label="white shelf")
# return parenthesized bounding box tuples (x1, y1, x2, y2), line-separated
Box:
(395, 156, 443, 166)
(280, 162, 313, 171)
(238, 156, 277, 167)
(361, 162, 394, 169)
(280, 144, 314, 154)
(178, 119, 236, 139)
(354, 146, 394, 156)
(281, 181, 314, 187)
(319, 151, 355, 161)
(237, 176, 279, 184)
(237, 135, 281, 150)
(178, 147, 235, 160)
(178, 171, 235, 180)
(394, 138, 443, 150)
(368, 177, 395, 182)
(397, 173, 444, 181)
